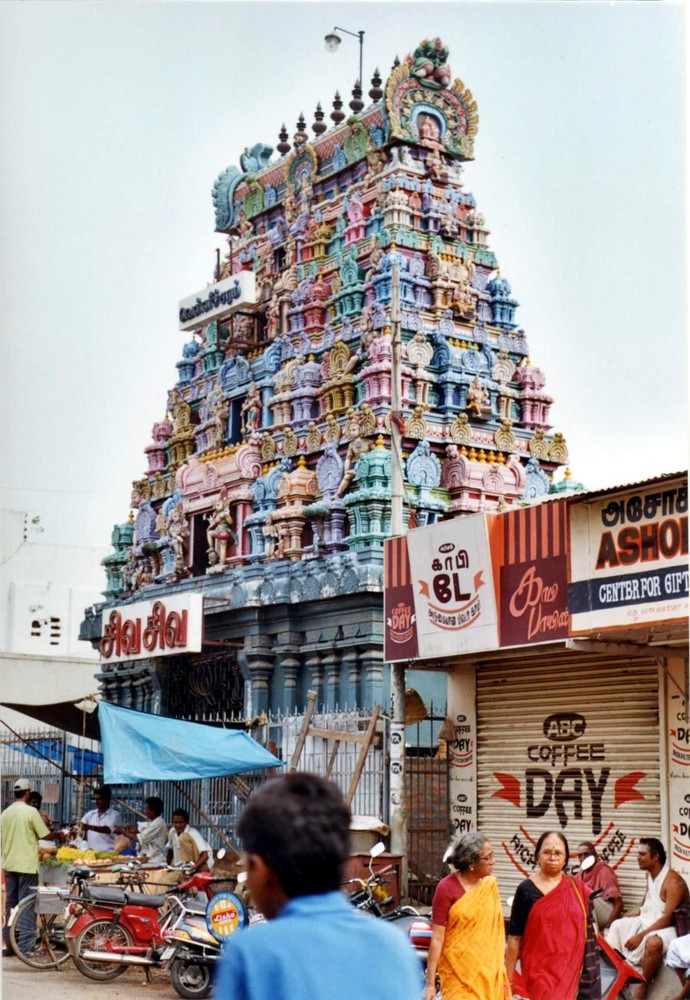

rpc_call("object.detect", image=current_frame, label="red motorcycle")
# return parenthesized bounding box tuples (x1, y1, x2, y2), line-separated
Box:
(64, 865, 230, 997)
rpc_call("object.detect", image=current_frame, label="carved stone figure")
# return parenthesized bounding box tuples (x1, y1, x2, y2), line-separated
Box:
(241, 382, 262, 435)
(337, 427, 371, 497)
(206, 494, 236, 567)
(466, 376, 490, 417)
(166, 503, 189, 570)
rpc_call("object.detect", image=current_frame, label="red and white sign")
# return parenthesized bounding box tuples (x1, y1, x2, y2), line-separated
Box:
(568, 477, 688, 634)
(405, 514, 498, 659)
(99, 594, 203, 663)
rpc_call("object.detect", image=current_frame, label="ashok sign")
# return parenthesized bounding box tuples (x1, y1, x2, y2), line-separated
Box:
(568, 476, 689, 634)
(178, 272, 257, 331)
(100, 594, 203, 663)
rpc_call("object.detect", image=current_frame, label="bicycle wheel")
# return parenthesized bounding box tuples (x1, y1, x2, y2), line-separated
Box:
(8, 893, 71, 969)
(71, 918, 133, 981)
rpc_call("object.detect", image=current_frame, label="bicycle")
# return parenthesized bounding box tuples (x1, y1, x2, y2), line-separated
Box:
(8, 863, 148, 970)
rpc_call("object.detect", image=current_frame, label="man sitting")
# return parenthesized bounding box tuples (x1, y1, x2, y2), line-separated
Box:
(166, 808, 213, 872)
(606, 838, 689, 999)
(575, 841, 624, 929)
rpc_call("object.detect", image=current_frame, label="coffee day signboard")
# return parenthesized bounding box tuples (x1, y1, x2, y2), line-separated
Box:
(568, 476, 689, 634)
(405, 514, 499, 659)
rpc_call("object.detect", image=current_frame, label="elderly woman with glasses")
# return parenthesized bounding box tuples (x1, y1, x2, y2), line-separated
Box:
(425, 831, 510, 1000)
(506, 831, 601, 1000)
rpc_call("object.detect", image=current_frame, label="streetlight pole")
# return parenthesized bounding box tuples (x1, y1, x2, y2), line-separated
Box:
(324, 26, 364, 86)
(389, 260, 408, 895)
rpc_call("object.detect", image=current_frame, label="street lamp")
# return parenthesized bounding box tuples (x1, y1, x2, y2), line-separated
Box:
(324, 26, 364, 88)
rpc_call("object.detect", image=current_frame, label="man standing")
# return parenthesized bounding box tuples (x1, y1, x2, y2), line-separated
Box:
(166, 809, 213, 872)
(606, 837, 690, 999)
(214, 773, 422, 1000)
(2, 778, 65, 956)
(575, 841, 624, 929)
(80, 785, 123, 852)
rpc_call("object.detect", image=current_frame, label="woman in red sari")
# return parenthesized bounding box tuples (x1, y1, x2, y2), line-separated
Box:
(505, 831, 600, 1000)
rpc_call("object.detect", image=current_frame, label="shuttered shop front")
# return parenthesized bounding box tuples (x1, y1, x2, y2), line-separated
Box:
(476, 656, 661, 908)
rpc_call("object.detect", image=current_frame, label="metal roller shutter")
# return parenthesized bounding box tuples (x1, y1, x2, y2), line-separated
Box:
(476, 655, 661, 910)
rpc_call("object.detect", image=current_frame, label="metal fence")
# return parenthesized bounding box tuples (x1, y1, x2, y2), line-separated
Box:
(0, 727, 103, 827)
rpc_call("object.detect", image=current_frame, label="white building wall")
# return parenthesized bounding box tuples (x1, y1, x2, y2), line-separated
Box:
(0, 509, 109, 729)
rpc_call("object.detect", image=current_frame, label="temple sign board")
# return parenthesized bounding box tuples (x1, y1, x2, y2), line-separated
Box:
(100, 593, 203, 663)
(179, 272, 257, 332)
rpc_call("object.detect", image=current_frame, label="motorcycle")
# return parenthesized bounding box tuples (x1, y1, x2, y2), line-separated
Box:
(64, 863, 237, 998)
(343, 841, 432, 966)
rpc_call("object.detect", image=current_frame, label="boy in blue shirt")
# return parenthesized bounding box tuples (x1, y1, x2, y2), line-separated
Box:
(215, 772, 421, 1000)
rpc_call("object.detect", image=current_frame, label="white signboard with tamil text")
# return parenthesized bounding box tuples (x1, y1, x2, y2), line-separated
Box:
(178, 272, 257, 332)
(100, 594, 203, 663)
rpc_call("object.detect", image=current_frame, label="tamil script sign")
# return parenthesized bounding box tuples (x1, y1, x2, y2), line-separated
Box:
(405, 514, 499, 659)
(179, 272, 257, 331)
(568, 476, 689, 634)
(100, 594, 204, 663)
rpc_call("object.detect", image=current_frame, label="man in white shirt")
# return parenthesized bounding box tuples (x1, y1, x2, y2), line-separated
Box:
(166, 808, 213, 872)
(80, 785, 123, 852)
(125, 796, 168, 865)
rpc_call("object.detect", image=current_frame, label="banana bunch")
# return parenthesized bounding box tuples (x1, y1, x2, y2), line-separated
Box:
(56, 846, 97, 861)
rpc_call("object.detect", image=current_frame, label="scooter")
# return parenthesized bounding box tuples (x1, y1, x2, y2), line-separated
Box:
(64, 863, 233, 997)
(343, 841, 432, 966)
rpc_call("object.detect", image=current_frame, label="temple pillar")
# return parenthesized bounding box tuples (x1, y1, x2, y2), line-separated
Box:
(322, 648, 340, 710)
(244, 640, 276, 714)
(359, 645, 384, 708)
(278, 649, 301, 713)
(304, 652, 324, 708)
(340, 647, 360, 708)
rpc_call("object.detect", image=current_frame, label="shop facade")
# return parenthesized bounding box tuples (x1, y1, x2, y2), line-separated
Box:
(384, 472, 689, 905)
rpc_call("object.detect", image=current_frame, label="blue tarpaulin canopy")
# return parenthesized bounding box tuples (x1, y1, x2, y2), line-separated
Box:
(10, 739, 103, 776)
(98, 702, 283, 784)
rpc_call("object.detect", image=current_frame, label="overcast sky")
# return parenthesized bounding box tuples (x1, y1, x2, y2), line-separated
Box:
(0, 1, 686, 549)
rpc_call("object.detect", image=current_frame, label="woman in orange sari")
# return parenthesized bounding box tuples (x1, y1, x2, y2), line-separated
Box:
(425, 832, 510, 1000)
(505, 831, 601, 1000)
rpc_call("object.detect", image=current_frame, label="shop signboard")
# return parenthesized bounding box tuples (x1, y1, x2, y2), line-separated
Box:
(383, 535, 419, 662)
(568, 476, 689, 634)
(498, 501, 570, 647)
(178, 272, 257, 331)
(404, 514, 499, 660)
(99, 593, 203, 663)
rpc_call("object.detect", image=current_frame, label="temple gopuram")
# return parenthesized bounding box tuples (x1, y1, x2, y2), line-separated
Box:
(83, 37, 574, 720)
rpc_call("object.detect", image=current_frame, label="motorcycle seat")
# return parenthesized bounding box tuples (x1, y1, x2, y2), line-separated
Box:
(124, 891, 167, 908)
(83, 885, 129, 906)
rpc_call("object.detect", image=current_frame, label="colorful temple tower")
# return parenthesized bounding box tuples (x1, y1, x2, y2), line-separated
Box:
(84, 37, 571, 718)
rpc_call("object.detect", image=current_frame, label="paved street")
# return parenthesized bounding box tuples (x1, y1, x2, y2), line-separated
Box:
(2, 956, 178, 999)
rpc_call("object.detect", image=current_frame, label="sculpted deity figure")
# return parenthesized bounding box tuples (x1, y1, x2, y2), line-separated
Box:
(337, 420, 371, 497)
(209, 393, 229, 449)
(205, 494, 236, 567)
(241, 382, 262, 435)
(166, 503, 189, 570)
(466, 376, 490, 417)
